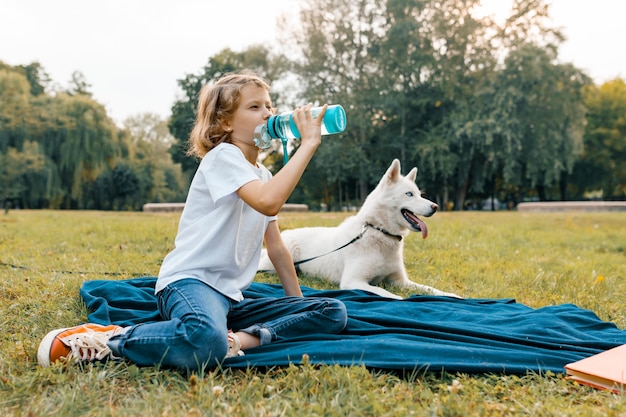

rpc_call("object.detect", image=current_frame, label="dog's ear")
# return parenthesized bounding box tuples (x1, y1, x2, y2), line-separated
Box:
(385, 159, 401, 182)
(406, 167, 417, 182)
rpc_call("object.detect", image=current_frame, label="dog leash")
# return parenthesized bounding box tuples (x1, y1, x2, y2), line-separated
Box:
(0, 261, 151, 277)
(5, 223, 402, 274)
(291, 224, 368, 267)
(290, 222, 402, 267)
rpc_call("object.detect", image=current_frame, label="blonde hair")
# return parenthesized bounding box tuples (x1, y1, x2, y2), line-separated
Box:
(187, 70, 271, 158)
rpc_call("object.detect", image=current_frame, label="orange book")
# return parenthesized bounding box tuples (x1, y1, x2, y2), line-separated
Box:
(565, 344, 626, 394)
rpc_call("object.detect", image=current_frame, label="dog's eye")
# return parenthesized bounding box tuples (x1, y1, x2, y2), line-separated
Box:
(405, 191, 414, 197)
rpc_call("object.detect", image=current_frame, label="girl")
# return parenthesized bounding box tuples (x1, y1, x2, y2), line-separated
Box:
(38, 70, 348, 370)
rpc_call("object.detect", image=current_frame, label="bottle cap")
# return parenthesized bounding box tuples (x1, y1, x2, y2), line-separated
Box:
(325, 105, 347, 132)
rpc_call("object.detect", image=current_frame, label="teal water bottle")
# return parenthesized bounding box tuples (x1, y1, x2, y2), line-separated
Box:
(254, 104, 347, 156)
(268, 104, 347, 140)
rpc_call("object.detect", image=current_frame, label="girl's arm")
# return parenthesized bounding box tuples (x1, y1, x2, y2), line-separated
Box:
(264, 221, 303, 297)
(238, 104, 327, 216)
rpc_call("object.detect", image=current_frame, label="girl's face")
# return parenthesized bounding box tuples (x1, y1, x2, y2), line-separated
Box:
(227, 84, 273, 146)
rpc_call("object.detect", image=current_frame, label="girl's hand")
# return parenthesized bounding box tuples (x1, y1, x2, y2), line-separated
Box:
(264, 221, 303, 297)
(292, 103, 328, 149)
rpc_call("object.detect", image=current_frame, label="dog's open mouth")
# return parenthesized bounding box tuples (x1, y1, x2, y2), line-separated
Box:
(401, 209, 428, 239)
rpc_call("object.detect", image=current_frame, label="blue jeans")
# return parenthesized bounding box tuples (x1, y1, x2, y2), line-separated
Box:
(107, 279, 347, 370)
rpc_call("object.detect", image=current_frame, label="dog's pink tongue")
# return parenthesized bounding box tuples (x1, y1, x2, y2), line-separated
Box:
(416, 217, 428, 239)
(405, 211, 428, 239)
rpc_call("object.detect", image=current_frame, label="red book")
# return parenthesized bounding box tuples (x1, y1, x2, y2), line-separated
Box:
(565, 345, 626, 394)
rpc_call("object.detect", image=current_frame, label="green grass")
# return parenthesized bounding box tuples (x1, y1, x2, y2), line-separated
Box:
(1, 210, 625, 416)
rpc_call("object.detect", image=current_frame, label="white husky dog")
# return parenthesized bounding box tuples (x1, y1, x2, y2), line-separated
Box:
(258, 159, 460, 299)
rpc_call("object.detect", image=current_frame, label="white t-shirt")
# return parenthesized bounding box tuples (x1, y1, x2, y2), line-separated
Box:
(156, 143, 276, 301)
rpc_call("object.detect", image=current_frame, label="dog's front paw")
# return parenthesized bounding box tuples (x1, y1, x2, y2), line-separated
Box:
(430, 289, 463, 299)
(442, 291, 463, 299)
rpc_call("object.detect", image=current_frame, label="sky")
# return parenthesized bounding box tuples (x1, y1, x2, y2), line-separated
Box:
(1, 0, 625, 124)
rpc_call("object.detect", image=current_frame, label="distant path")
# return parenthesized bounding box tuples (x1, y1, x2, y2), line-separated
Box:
(517, 201, 626, 212)
(142, 203, 309, 213)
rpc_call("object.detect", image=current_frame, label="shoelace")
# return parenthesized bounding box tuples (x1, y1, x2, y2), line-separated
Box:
(62, 329, 114, 361)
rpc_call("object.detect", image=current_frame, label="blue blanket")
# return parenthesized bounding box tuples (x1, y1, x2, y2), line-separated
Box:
(80, 277, 626, 374)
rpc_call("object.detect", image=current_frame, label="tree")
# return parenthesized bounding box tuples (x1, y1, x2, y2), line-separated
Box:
(491, 44, 588, 201)
(0, 60, 49, 97)
(401, 0, 589, 209)
(0, 62, 186, 209)
(0, 141, 46, 208)
(375, 0, 436, 168)
(290, 0, 392, 205)
(404, 0, 499, 210)
(66, 70, 93, 97)
(122, 113, 186, 204)
(0, 67, 33, 152)
(36, 93, 121, 208)
(571, 79, 626, 199)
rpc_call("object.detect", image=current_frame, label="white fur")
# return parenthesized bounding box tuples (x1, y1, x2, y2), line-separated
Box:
(258, 159, 461, 299)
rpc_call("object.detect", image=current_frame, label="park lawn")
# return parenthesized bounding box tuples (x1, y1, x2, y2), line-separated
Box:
(1, 209, 625, 416)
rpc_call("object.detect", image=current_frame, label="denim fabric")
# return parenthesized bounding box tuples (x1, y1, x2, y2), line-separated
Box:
(107, 279, 347, 371)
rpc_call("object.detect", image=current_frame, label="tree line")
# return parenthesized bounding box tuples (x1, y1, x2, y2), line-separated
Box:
(0, 62, 186, 210)
(169, 0, 626, 210)
(2, 0, 625, 211)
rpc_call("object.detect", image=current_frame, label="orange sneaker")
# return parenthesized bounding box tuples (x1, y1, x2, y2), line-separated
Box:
(37, 323, 123, 367)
